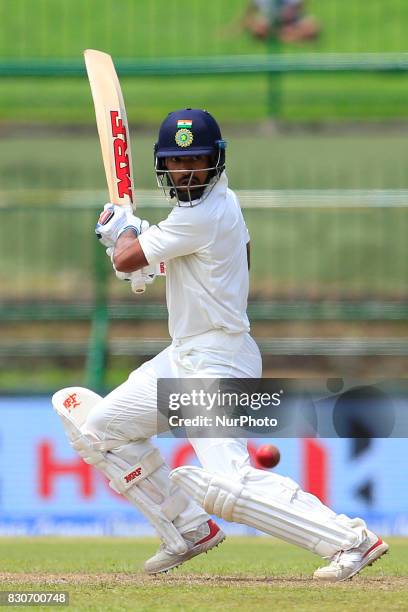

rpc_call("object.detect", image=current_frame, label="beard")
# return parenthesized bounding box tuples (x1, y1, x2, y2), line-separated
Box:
(174, 184, 207, 201)
(170, 171, 211, 202)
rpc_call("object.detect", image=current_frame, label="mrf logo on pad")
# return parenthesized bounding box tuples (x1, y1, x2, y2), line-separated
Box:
(124, 466, 142, 484)
(63, 393, 81, 412)
(110, 110, 133, 202)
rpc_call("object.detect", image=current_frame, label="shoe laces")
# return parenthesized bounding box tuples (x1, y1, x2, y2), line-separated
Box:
(331, 550, 343, 565)
(328, 529, 370, 567)
(329, 547, 363, 570)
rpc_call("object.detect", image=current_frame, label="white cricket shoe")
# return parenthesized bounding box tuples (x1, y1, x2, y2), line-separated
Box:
(144, 519, 225, 575)
(313, 530, 389, 582)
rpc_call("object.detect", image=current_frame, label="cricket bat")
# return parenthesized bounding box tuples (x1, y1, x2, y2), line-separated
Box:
(84, 48, 135, 208)
(84, 49, 165, 291)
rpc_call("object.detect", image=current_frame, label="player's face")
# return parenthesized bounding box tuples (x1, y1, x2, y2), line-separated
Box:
(164, 155, 211, 190)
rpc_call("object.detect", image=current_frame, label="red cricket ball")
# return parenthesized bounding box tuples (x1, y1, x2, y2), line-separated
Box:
(256, 444, 281, 468)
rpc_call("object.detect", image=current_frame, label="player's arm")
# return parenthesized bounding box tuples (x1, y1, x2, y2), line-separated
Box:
(111, 203, 207, 273)
(113, 230, 148, 273)
(133, 208, 211, 268)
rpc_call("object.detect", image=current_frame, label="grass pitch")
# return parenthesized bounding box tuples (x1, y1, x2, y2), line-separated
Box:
(1, 537, 407, 611)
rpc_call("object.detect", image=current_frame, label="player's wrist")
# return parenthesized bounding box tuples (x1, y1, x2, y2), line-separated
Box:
(117, 216, 150, 240)
(117, 225, 140, 239)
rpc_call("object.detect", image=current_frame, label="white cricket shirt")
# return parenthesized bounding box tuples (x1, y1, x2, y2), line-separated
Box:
(138, 172, 250, 340)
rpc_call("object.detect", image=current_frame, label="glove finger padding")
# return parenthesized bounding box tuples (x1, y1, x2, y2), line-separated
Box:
(96, 203, 146, 247)
(96, 203, 129, 247)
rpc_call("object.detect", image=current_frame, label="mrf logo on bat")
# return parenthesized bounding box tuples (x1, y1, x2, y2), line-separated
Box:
(110, 110, 133, 203)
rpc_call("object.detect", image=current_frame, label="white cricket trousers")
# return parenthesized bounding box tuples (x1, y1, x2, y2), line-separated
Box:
(84, 330, 262, 532)
(86, 330, 262, 468)
(85, 329, 367, 554)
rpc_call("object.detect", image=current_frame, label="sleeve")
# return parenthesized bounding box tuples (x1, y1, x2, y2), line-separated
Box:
(230, 188, 249, 244)
(138, 208, 213, 265)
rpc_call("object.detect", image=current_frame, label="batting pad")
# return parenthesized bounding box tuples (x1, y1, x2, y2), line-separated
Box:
(170, 465, 366, 558)
(52, 387, 189, 554)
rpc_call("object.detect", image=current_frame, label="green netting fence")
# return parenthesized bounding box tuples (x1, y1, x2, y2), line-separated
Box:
(1, 1, 407, 391)
(1, 194, 407, 306)
(1, 192, 407, 390)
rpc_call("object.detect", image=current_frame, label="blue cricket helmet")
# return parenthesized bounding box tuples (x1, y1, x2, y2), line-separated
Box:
(154, 108, 226, 165)
(154, 108, 227, 206)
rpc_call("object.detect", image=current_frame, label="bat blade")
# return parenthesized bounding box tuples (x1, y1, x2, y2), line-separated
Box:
(84, 49, 135, 209)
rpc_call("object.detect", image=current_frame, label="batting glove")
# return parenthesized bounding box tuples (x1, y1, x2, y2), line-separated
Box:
(105, 211, 155, 294)
(95, 203, 146, 247)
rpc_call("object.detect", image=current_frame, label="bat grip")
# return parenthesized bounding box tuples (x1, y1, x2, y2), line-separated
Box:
(130, 271, 146, 294)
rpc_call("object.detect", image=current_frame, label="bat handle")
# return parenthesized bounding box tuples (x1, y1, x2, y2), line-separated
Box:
(130, 262, 167, 294)
(130, 271, 146, 294)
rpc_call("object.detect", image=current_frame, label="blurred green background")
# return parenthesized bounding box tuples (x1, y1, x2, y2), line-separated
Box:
(0, 0, 407, 392)
(1, 0, 408, 123)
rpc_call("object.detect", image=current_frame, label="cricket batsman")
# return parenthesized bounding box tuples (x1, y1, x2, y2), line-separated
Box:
(57, 108, 388, 580)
